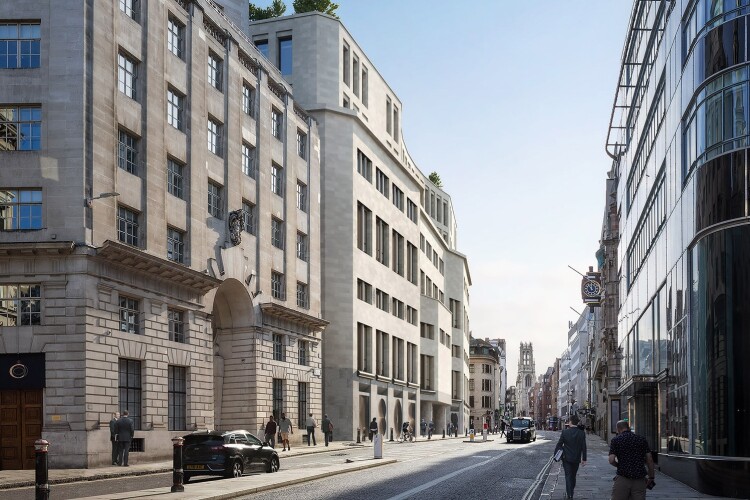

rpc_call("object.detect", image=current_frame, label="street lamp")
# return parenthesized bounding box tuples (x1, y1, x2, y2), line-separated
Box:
(85, 191, 120, 208)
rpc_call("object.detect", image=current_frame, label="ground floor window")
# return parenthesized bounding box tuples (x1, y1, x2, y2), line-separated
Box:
(168, 365, 186, 431)
(272, 378, 283, 421)
(118, 358, 142, 429)
(298, 382, 308, 428)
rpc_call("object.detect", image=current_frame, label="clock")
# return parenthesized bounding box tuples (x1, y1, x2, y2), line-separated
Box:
(582, 280, 601, 297)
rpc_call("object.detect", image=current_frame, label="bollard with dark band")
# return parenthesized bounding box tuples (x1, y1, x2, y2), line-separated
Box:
(389, 428, 394, 442)
(356, 427, 361, 443)
(442, 430, 445, 439)
(35, 439, 50, 500)
(171, 436, 185, 492)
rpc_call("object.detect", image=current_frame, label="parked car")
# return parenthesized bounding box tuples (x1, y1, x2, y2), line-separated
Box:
(506, 417, 536, 443)
(182, 430, 279, 482)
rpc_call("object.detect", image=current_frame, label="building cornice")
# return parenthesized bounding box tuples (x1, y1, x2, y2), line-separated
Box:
(260, 302, 329, 331)
(0, 241, 75, 255)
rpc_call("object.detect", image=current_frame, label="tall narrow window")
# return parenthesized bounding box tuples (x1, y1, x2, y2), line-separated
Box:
(296, 181, 307, 212)
(342, 43, 350, 86)
(361, 66, 369, 107)
(207, 182, 222, 218)
(393, 106, 399, 142)
(296, 282, 308, 309)
(119, 0, 140, 21)
(271, 271, 285, 299)
(0, 189, 42, 230)
(386, 97, 392, 135)
(375, 217, 389, 266)
(118, 130, 139, 174)
(118, 359, 142, 429)
(271, 108, 283, 139)
(357, 202, 372, 254)
(242, 201, 256, 235)
(168, 308, 185, 343)
(167, 227, 185, 263)
(168, 365, 186, 431)
(207, 52, 222, 90)
(296, 232, 308, 261)
(166, 88, 184, 130)
(255, 39, 269, 59)
(356, 150, 372, 182)
(242, 143, 256, 178)
(242, 84, 255, 117)
(357, 323, 372, 373)
(273, 333, 285, 361)
(119, 296, 140, 334)
(167, 158, 184, 199)
(298, 339, 309, 365)
(0, 106, 41, 151)
(118, 52, 137, 99)
(272, 218, 284, 249)
(297, 382, 307, 428)
(297, 130, 307, 159)
(273, 378, 283, 421)
(271, 164, 284, 196)
(207, 118, 222, 156)
(167, 16, 184, 59)
(352, 55, 360, 97)
(117, 206, 139, 246)
(278, 37, 292, 76)
(376, 330, 389, 377)
(0, 22, 41, 68)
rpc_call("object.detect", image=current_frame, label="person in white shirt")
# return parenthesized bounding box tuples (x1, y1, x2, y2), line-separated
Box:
(305, 413, 317, 446)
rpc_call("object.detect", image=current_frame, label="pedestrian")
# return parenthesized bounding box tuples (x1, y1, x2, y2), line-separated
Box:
(428, 419, 434, 439)
(109, 411, 120, 465)
(264, 415, 277, 448)
(279, 412, 293, 451)
(321, 414, 333, 446)
(609, 419, 655, 500)
(369, 417, 378, 441)
(554, 414, 587, 499)
(306, 412, 317, 446)
(500, 419, 506, 438)
(420, 418, 427, 437)
(115, 410, 134, 467)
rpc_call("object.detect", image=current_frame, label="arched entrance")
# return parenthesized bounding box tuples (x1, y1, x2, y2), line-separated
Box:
(211, 278, 254, 431)
(393, 400, 402, 435)
(378, 399, 387, 434)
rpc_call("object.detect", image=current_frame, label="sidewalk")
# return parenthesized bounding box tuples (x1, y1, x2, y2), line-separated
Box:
(539, 434, 728, 499)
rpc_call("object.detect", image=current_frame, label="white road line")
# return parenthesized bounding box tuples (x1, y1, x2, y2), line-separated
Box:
(521, 456, 554, 500)
(384, 450, 512, 500)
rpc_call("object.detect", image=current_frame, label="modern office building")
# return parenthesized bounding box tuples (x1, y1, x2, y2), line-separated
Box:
(605, 0, 750, 495)
(0, 0, 326, 469)
(245, 11, 473, 440)
(468, 338, 501, 431)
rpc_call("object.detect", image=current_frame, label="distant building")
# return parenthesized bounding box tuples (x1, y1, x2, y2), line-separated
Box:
(515, 343, 535, 416)
(469, 338, 501, 430)
(488, 338, 507, 415)
(505, 386, 517, 418)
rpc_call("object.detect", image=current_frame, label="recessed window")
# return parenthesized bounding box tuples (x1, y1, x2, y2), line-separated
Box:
(242, 142, 256, 178)
(0, 189, 42, 230)
(343, 94, 350, 108)
(119, 0, 140, 21)
(296, 282, 308, 309)
(342, 42, 350, 86)
(118, 52, 137, 99)
(392, 185, 404, 211)
(393, 106, 399, 142)
(117, 206, 139, 246)
(376, 217, 389, 266)
(208, 52, 222, 90)
(255, 39, 268, 59)
(298, 339, 309, 364)
(386, 97, 392, 135)
(0, 283, 41, 325)
(167, 158, 184, 199)
(242, 200, 256, 235)
(118, 359, 142, 429)
(168, 308, 185, 343)
(243, 84, 255, 117)
(271, 271, 285, 300)
(278, 37, 292, 76)
(167, 16, 184, 59)
(356, 150, 372, 182)
(119, 295, 140, 334)
(376, 169, 389, 199)
(207, 117, 222, 156)
(296, 181, 307, 212)
(296, 232, 308, 261)
(167, 88, 184, 130)
(168, 365, 186, 431)
(357, 279, 373, 304)
(271, 108, 283, 140)
(208, 182, 222, 219)
(296, 129, 307, 159)
(352, 54, 359, 97)
(273, 333, 285, 361)
(361, 66, 369, 107)
(272, 217, 284, 249)
(357, 202, 372, 255)
(271, 164, 283, 196)
(167, 227, 185, 263)
(118, 129, 139, 174)
(0, 106, 41, 150)
(0, 22, 41, 68)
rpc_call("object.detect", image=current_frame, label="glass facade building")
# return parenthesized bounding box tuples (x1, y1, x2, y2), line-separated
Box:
(607, 1, 750, 496)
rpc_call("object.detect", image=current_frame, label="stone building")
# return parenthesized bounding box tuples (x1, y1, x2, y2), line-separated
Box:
(0, 0, 326, 469)
(514, 342, 535, 417)
(468, 338, 500, 431)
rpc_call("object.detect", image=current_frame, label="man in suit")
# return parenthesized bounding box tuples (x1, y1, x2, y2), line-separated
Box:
(554, 414, 587, 499)
(109, 412, 120, 465)
(115, 410, 135, 466)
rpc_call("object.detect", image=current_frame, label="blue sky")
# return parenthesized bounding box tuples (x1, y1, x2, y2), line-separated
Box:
(257, 1, 633, 383)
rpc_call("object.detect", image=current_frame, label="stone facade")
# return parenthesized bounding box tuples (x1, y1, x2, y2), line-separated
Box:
(468, 338, 501, 431)
(515, 342, 535, 417)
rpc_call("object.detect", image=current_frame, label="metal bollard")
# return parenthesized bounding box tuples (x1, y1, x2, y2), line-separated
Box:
(389, 428, 394, 442)
(171, 437, 184, 492)
(34, 439, 50, 500)
(442, 430, 445, 439)
(356, 427, 361, 443)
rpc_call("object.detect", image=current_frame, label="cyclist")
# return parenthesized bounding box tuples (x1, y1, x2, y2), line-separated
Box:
(401, 421, 413, 442)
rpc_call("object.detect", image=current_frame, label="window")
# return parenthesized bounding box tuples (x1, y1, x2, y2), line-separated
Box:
(278, 37, 292, 76)
(392, 337, 404, 381)
(242, 143, 256, 178)
(356, 150, 372, 182)
(376, 169, 389, 198)
(469, 396, 474, 408)
(469, 363, 475, 373)
(452, 370, 460, 399)
(482, 379, 492, 391)
(357, 279, 372, 304)
(242, 201, 256, 235)
(117, 206, 139, 246)
(168, 308, 185, 343)
(296, 232, 308, 261)
(296, 182, 307, 212)
(361, 66, 368, 107)
(118, 130, 139, 174)
(273, 333, 285, 361)
(271, 108, 283, 139)
(272, 218, 284, 249)
(0, 189, 42, 230)
(406, 243, 418, 285)
(406, 306, 417, 326)
(407, 342, 417, 383)
(386, 97, 392, 135)
(420, 354, 434, 390)
(166, 88, 184, 130)
(0, 22, 40, 68)
(375, 217, 389, 265)
(297, 382, 307, 428)
(271, 164, 284, 196)
(207, 118, 222, 156)
(342, 94, 350, 108)
(273, 378, 283, 421)
(391, 298, 404, 319)
(375, 289, 389, 313)
(356, 202, 372, 254)
(119, 0, 140, 21)
(118, 52, 137, 99)
(420, 322, 434, 340)
(271, 271, 285, 299)
(298, 339, 309, 365)
(167, 16, 184, 59)
(407, 199, 418, 223)
(168, 365, 186, 431)
(296, 282, 308, 309)
(357, 323, 372, 373)
(0, 106, 41, 150)
(207, 182, 222, 218)
(167, 158, 184, 199)
(352, 54, 360, 96)
(393, 106, 399, 142)
(255, 39, 269, 59)
(482, 396, 492, 409)
(450, 299, 462, 329)
(376, 330, 389, 377)
(242, 84, 255, 117)
(342, 43, 350, 86)
(392, 230, 404, 276)
(392, 185, 404, 211)
(119, 296, 140, 334)
(207, 52, 222, 90)
(167, 227, 185, 263)
(469, 379, 475, 391)
(118, 359, 142, 429)
(0, 283, 41, 325)
(452, 345, 461, 358)
(297, 129, 307, 159)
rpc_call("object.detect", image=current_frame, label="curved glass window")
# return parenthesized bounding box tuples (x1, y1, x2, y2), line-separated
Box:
(695, 150, 746, 231)
(684, 0, 750, 59)
(691, 225, 750, 457)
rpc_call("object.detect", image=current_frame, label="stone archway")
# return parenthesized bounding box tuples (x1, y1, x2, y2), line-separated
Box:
(378, 399, 387, 434)
(393, 400, 402, 435)
(211, 278, 254, 431)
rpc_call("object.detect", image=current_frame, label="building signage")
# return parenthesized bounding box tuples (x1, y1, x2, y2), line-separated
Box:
(0, 353, 45, 390)
(581, 268, 602, 307)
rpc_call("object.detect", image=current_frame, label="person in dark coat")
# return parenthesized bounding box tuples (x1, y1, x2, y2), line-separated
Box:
(115, 410, 135, 466)
(109, 412, 120, 465)
(321, 414, 333, 446)
(369, 417, 378, 441)
(554, 414, 587, 499)
(264, 415, 277, 448)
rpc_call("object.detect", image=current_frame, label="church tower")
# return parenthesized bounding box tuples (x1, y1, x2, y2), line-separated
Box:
(515, 343, 536, 417)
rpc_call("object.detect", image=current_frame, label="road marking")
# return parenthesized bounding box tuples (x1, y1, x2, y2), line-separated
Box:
(384, 450, 512, 500)
(521, 456, 554, 500)
(471, 455, 491, 458)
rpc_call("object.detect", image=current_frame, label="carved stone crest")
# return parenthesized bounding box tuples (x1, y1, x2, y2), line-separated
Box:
(228, 209, 245, 246)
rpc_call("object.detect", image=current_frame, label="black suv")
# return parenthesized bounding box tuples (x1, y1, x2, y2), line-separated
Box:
(506, 417, 536, 443)
(182, 430, 279, 482)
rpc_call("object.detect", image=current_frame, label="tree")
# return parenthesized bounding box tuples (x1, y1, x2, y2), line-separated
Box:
(428, 171, 443, 188)
(293, 0, 340, 18)
(249, 0, 287, 21)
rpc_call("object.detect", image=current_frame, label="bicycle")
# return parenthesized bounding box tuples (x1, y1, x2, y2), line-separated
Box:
(398, 429, 414, 442)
